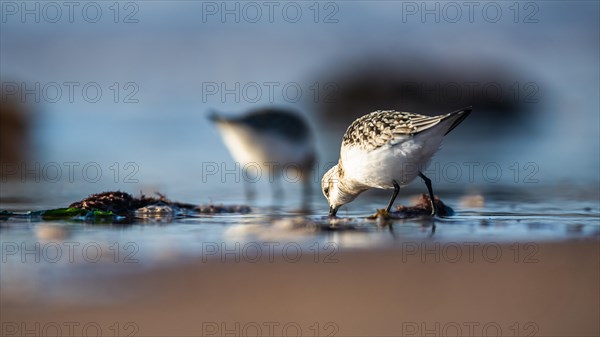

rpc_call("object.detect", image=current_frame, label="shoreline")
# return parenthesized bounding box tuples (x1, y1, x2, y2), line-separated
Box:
(2, 239, 599, 336)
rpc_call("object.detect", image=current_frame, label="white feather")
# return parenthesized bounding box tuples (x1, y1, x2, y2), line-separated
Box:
(215, 123, 314, 169)
(341, 117, 452, 189)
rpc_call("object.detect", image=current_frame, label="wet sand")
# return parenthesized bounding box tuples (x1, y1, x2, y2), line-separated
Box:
(2, 240, 599, 337)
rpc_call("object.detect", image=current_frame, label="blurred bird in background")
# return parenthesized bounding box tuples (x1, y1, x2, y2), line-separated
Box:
(210, 108, 316, 201)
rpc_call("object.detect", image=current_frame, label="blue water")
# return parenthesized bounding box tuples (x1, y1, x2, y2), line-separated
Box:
(1, 189, 598, 302)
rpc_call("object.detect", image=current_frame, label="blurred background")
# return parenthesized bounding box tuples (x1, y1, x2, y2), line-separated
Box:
(1, 0, 598, 208)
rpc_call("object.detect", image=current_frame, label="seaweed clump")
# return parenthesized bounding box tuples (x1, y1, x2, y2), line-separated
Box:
(69, 191, 141, 216)
(394, 194, 454, 217)
(367, 194, 454, 220)
(69, 191, 250, 216)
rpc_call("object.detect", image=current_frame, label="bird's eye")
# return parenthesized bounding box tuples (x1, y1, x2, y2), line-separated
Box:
(324, 187, 329, 197)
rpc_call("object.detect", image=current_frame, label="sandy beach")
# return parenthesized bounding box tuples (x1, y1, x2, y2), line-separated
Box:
(2, 240, 598, 337)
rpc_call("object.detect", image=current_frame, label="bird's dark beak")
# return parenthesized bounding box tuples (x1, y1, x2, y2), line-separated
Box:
(329, 206, 338, 217)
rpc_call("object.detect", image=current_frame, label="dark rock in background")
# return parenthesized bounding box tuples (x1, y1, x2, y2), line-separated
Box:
(0, 83, 33, 181)
(309, 55, 542, 137)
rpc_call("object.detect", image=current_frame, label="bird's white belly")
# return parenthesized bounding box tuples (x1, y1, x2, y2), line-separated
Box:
(216, 124, 313, 169)
(342, 133, 443, 189)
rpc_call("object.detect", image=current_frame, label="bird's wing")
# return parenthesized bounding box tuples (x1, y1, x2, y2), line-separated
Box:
(342, 110, 448, 151)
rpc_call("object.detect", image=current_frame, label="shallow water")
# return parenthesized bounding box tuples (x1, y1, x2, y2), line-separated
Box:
(1, 186, 598, 305)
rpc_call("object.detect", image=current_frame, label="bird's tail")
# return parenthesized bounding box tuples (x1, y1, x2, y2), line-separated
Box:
(207, 110, 226, 123)
(443, 106, 472, 136)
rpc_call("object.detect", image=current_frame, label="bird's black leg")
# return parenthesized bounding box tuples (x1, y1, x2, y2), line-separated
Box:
(385, 180, 400, 213)
(271, 169, 284, 199)
(418, 172, 437, 216)
(243, 168, 257, 200)
(273, 177, 284, 199)
(301, 173, 312, 200)
(300, 174, 312, 213)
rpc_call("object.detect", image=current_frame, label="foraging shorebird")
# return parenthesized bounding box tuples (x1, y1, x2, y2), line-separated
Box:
(322, 107, 472, 216)
(210, 108, 316, 197)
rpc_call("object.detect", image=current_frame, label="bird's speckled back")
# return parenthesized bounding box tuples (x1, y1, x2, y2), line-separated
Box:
(341, 110, 445, 151)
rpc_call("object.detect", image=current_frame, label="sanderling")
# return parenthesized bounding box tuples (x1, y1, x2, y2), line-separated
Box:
(210, 108, 316, 197)
(322, 107, 472, 216)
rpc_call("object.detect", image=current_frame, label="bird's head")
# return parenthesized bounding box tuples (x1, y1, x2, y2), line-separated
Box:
(322, 165, 360, 217)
